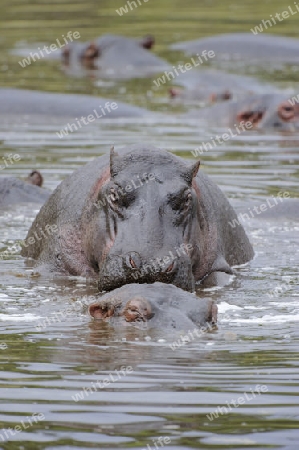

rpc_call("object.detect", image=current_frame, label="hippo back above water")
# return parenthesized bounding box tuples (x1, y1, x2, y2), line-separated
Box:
(170, 33, 299, 65)
(21, 145, 254, 292)
(169, 69, 276, 105)
(0, 88, 147, 121)
(0, 171, 50, 208)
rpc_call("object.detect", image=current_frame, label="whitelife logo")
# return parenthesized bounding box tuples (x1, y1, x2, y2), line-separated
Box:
(18, 31, 80, 67)
(56, 102, 118, 138)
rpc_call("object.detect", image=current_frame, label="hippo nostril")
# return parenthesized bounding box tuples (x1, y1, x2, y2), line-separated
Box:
(164, 261, 176, 274)
(130, 257, 136, 269)
(125, 252, 141, 270)
(166, 263, 174, 273)
(237, 109, 264, 127)
(123, 298, 153, 322)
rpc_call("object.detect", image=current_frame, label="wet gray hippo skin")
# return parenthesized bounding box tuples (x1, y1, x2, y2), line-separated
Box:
(0, 88, 148, 120)
(0, 171, 50, 208)
(21, 145, 253, 292)
(170, 33, 299, 65)
(170, 70, 276, 105)
(89, 282, 217, 330)
(186, 94, 299, 131)
(62, 34, 170, 79)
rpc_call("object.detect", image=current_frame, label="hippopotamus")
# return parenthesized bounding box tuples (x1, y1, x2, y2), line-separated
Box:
(61, 34, 170, 79)
(0, 88, 149, 123)
(170, 33, 299, 65)
(88, 282, 218, 330)
(0, 171, 50, 207)
(21, 144, 253, 292)
(186, 94, 299, 131)
(169, 70, 276, 105)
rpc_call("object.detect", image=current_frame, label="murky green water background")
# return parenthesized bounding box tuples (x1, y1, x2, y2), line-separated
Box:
(0, 1, 299, 449)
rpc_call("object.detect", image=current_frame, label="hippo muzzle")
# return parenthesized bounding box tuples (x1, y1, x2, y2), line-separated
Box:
(89, 296, 154, 324)
(98, 248, 195, 293)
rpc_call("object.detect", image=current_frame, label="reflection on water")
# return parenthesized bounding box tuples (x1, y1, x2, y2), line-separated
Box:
(0, 0, 299, 449)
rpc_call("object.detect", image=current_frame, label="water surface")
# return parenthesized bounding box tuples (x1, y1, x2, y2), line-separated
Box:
(0, 1, 299, 449)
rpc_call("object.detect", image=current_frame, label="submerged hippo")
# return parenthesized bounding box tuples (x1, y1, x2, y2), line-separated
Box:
(186, 94, 299, 131)
(62, 34, 169, 79)
(0, 88, 148, 123)
(170, 33, 299, 65)
(89, 282, 217, 330)
(21, 145, 253, 292)
(0, 171, 50, 208)
(170, 70, 276, 105)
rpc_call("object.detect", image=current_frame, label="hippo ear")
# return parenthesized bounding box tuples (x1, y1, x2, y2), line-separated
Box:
(110, 146, 122, 178)
(89, 303, 114, 320)
(140, 35, 155, 50)
(27, 170, 43, 187)
(62, 45, 70, 62)
(182, 160, 201, 185)
(83, 42, 100, 60)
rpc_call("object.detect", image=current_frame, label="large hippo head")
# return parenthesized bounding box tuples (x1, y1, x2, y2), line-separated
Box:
(82, 147, 201, 293)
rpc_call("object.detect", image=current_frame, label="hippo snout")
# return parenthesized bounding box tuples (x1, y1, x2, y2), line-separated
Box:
(122, 298, 154, 322)
(98, 253, 194, 293)
(125, 252, 175, 274)
(88, 294, 154, 324)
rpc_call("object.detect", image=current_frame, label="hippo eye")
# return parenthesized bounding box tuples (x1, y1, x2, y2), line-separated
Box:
(184, 192, 192, 209)
(278, 103, 295, 121)
(109, 188, 118, 203)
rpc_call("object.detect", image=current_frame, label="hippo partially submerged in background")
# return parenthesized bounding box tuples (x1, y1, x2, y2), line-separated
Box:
(62, 34, 170, 79)
(170, 33, 299, 66)
(0, 88, 148, 124)
(0, 171, 50, 208)
(169, 69, 276, 105)
(186, 94, 299, 131)
(21, 145, 253, 292)
(89, 282, 217, 330)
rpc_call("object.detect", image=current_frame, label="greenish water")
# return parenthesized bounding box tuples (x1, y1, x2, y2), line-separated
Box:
(0, 1, 299, 450)
(1, 0, 299, 95)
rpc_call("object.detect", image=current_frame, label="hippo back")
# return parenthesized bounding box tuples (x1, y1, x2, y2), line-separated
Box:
(0, 177, 50, 208)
